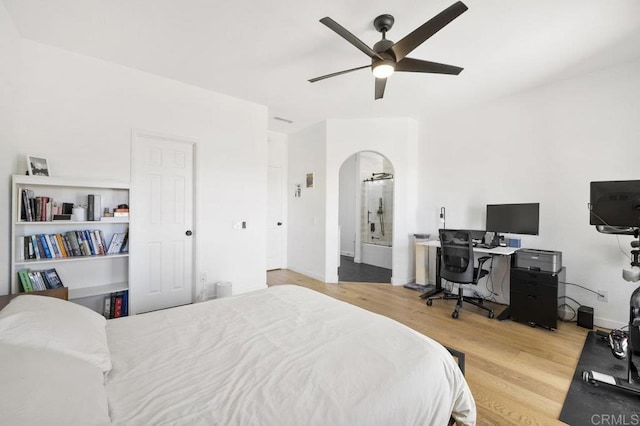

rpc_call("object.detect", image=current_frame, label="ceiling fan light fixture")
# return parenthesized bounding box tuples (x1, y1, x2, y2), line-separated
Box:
(372, 60, 395, 79)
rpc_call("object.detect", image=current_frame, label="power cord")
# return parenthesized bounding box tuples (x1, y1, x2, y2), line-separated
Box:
(558, 295, 582, 322)
(559, 281, 605, 298)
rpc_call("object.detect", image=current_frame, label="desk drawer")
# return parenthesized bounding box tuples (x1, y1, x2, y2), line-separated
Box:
(510, 280, 557, 299)
(510, 292, 558, 329)
(511, 268, 557, 286)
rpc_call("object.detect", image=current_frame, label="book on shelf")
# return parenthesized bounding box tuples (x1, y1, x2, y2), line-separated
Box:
(87, 194, 102, 221)
(55, 234, 68, 257)
(38, 234, 52, 258)
(103, 290, 128, 319)
(19, 268, 64, 292)
(84, 230, 96, 255)
(87, 194, 95, 222)
(107, 230, 129, 254)
(21, 189, 34, 221)
(119, 230, 129, 253)
(42, 268, 64, 289)
(103, 296, 111, 318)
(19, 189, 76, 222)
(21, 230, 131, 259)
(17, 269, 33, 292)
(30, 235, 40, 259)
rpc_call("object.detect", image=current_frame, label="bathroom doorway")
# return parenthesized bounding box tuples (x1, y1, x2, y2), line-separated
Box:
(338, 151, 394, 283)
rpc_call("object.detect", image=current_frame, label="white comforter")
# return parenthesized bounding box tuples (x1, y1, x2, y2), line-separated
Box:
(105, 285, 476, 425)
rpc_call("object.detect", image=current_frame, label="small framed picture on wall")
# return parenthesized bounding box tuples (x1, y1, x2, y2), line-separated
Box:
(27, 155, 51, 177)
(306, 173, 314, 188)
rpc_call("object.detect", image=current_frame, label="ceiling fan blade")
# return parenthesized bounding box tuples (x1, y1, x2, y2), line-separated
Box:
(390, 1, 468, 62)
(375, 78, 387, 100)
(309, 65, 370, 83)
(320, 17, 383, 60)
(396, 58, 463, 75)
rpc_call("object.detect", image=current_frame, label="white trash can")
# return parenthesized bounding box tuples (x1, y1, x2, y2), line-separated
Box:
(216, 281, 232, 298)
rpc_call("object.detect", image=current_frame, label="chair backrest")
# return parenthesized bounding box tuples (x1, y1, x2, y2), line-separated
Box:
(439, 229, 475, 284)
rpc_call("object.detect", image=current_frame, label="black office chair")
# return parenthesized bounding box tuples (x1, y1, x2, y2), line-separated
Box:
(426, 229, 494, 319)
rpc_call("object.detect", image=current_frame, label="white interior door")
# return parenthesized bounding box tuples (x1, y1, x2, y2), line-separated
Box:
(130, 131, 194, 314)
(267, 164, 284, 270)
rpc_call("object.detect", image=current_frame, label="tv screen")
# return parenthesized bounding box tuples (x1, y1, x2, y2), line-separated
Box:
(590, 180, 640, 227)
(486, 203, 540, 235)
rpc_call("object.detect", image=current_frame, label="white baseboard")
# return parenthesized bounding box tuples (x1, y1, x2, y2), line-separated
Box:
(594, 316, 627, 330)
(287, 265, 327, 283)
(340, 250, 355, 257)
(391, 276, 412, 286)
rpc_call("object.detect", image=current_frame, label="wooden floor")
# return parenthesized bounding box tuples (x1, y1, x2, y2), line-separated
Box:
(267, 269, 591, 426)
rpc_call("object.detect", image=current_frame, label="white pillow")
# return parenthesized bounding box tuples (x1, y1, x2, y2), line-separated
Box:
(0, 342, 111, 426)
(0, 295, 112, 373)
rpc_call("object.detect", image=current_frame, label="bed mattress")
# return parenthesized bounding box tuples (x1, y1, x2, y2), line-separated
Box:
(105, 285, 475, 425)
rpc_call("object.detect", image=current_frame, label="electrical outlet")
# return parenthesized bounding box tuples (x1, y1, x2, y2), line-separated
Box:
(598, 290, 608, 303)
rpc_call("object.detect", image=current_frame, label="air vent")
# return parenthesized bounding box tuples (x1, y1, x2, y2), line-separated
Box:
(273, 116, 293, 124)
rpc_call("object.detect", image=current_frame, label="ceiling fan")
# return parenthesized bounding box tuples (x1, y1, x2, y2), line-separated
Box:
(309, 1, 468, 100)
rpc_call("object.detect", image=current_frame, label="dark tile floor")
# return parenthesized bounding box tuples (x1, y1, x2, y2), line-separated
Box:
(338, 255, 392, 283)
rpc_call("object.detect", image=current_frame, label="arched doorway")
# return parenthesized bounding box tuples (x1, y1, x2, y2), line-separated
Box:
(338, 151, 394, 283)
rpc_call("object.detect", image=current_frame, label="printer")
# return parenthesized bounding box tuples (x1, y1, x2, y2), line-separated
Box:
(515, 249, 563, 273)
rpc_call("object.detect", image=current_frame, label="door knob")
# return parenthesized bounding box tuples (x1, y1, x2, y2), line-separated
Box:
(185, 230, 193, 236)
(277, 222, 283, 226)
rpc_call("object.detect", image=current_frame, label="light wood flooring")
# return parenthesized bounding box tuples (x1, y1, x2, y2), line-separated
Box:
(267, 269, 591, 426)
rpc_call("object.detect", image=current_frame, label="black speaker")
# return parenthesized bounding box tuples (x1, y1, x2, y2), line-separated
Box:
(577, 306, 594, 329)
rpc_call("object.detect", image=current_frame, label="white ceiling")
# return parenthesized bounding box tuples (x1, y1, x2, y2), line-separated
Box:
(4, 0, 640, 133)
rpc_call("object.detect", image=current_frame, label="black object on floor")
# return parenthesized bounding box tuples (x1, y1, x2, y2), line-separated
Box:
(559, 331, 640, 425)
(497, 306, 510, 321)
(338, 256, 391, 283)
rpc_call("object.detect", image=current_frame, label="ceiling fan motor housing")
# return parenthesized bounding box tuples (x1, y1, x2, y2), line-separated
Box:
(373, 14, 395, 34)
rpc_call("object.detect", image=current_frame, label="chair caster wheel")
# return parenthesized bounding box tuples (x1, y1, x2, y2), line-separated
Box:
(426, 299, 433, 306)
(452, 311, 459, 319)
(488, 311, 494, 319)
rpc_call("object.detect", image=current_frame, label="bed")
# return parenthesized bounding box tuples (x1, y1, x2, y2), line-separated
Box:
(0, 285, 476, 425)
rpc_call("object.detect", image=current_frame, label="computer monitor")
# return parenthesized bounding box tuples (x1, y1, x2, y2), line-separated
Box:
(486, 203, 540, 235)
(590, 180, 640, 228)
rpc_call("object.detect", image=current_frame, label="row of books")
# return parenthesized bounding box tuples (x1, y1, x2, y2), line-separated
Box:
(103, 291, 128, 319)
(17, 230, 129, 260)
(20, 189, 73, 222)
(17, 267, 64, 292)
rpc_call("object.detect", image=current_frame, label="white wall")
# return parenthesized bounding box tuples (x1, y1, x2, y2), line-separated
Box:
(2, 32, 268, 296)
(287, 122, 327, 281)
(419, 58, 640, 328)
(288, 118, 419, 284)
(338, 154, 356, 257)
(0, 3, 23, 288)
(326, 118, 419, 285)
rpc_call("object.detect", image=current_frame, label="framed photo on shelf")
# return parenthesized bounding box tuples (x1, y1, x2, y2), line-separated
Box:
(27, 155, 50, 177)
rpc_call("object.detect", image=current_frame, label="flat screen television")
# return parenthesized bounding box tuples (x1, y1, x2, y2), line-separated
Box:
(486, 203, 540, 235)
(590, 180, 640, 228)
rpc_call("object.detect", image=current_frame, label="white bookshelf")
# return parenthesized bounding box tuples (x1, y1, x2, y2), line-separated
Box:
(11, 175, 130, 311)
